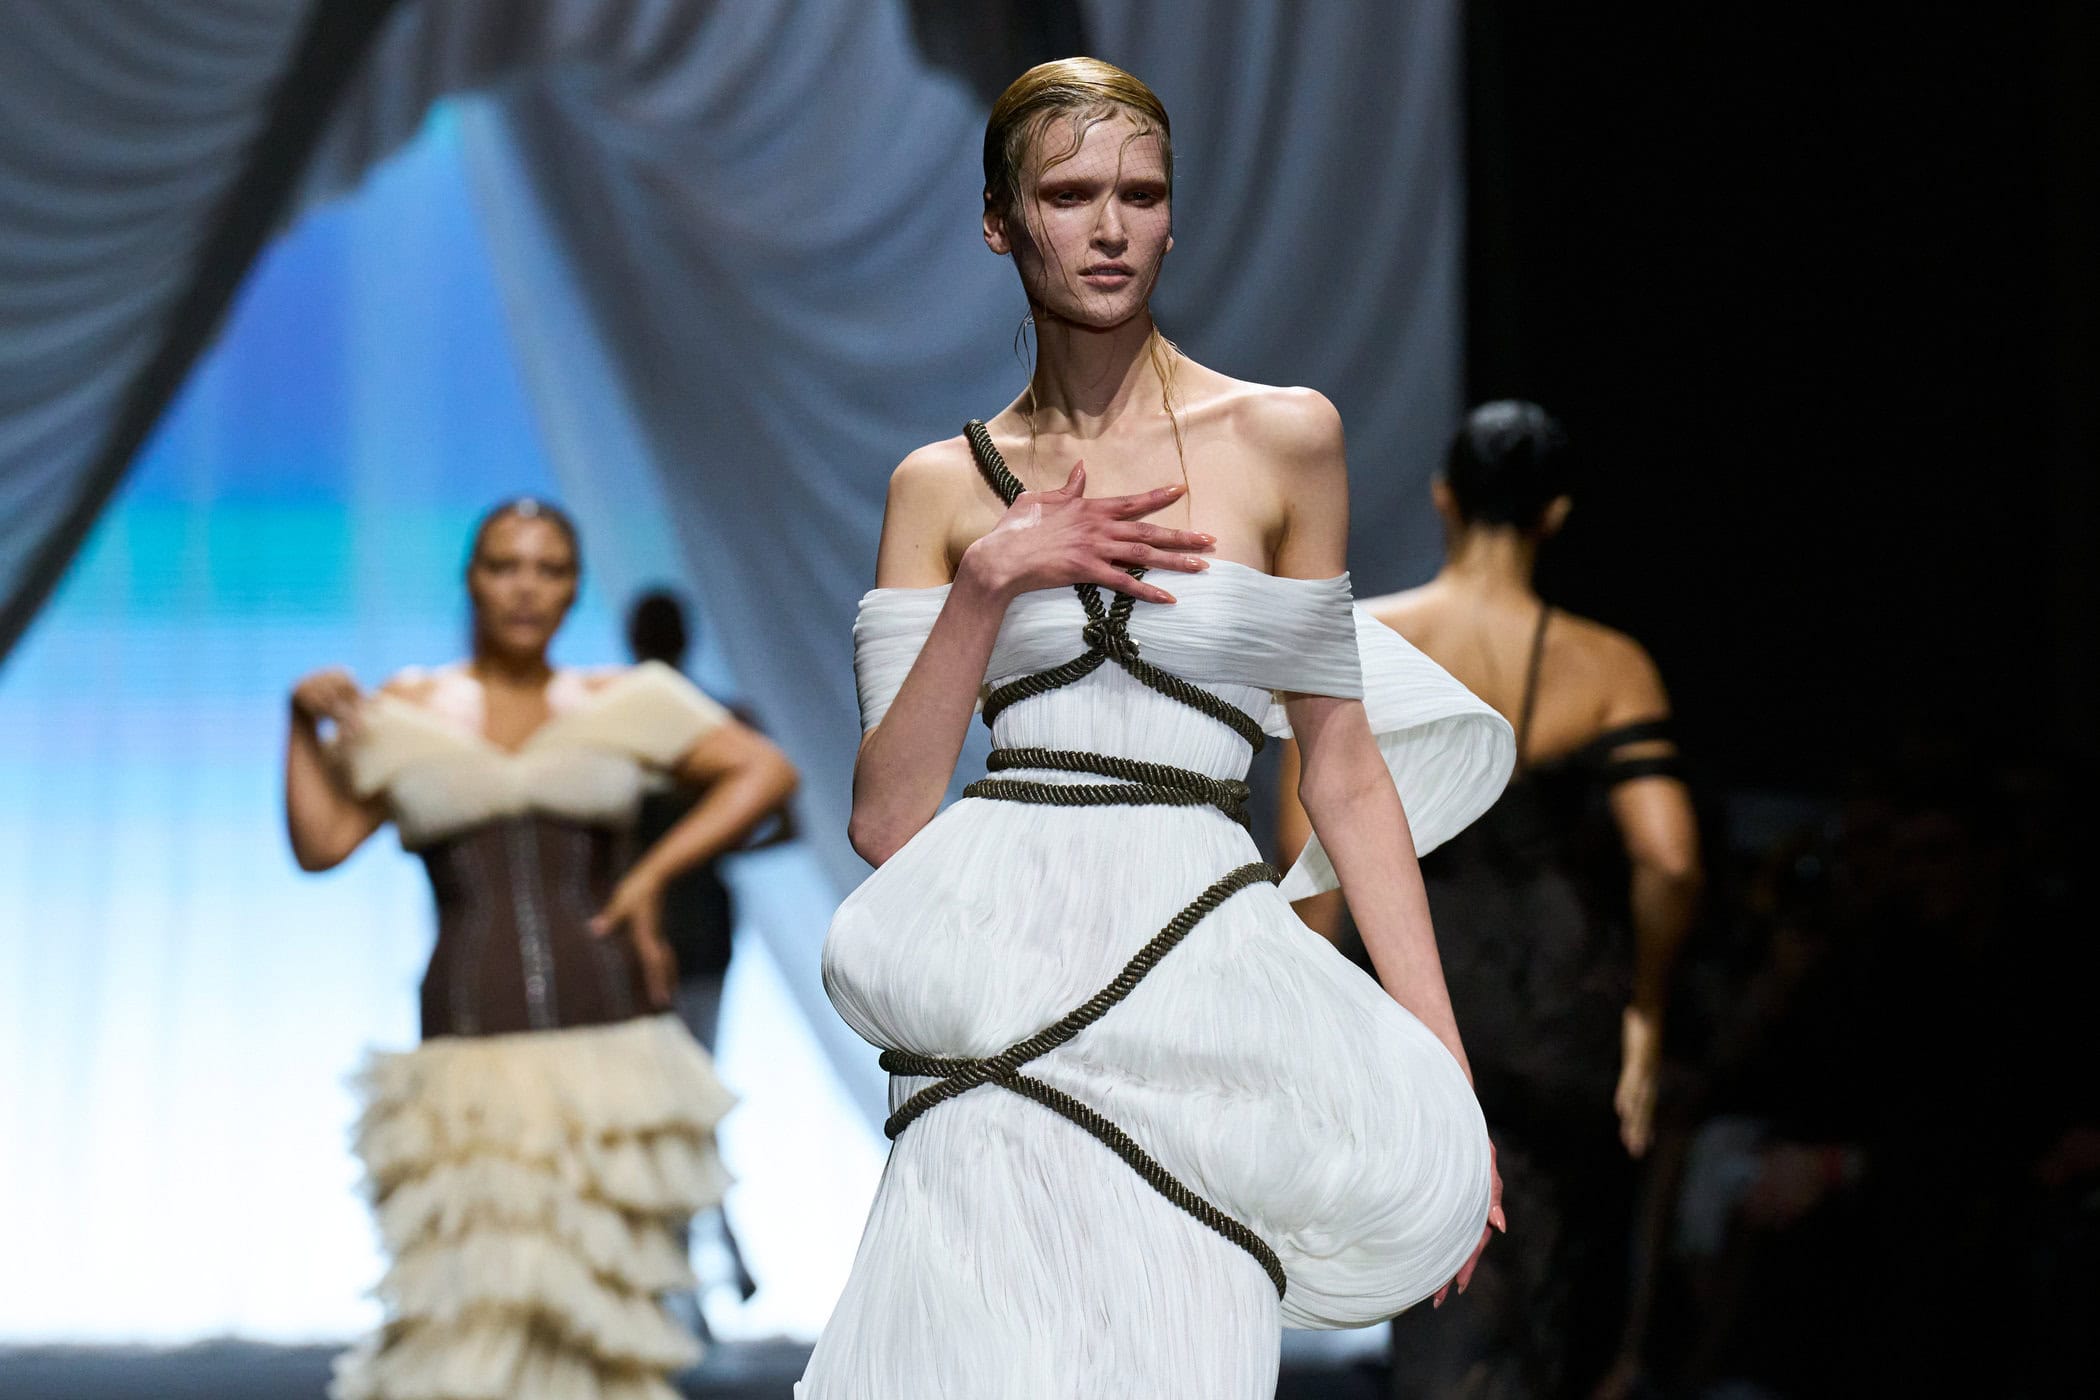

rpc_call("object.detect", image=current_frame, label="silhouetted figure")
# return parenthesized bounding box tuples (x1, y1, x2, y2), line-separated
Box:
(1282, 403, 1703, 1399)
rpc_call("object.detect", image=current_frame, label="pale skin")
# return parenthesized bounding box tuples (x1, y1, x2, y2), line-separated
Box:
(849, 109, 1502, 1303)
(1276, 479, 1704, 1161)
(284, 514, 799, 1007)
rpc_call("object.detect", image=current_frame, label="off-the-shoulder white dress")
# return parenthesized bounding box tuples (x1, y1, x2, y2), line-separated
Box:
(800, 494, 1515, 1398)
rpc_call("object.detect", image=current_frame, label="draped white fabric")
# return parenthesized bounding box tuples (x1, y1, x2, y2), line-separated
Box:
(0, 0, 322, 648)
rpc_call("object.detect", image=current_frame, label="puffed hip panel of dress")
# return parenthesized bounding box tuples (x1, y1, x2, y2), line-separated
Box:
(819, 798, 1494, 1339)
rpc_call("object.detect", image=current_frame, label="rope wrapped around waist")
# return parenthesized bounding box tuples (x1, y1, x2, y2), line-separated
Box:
(962, 746, 1254, 826)
(880, 856, 1289, 1298)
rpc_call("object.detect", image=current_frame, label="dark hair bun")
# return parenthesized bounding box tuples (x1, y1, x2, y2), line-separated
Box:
(626, 588, 689, 666)
(1442, 400, 1571, 530)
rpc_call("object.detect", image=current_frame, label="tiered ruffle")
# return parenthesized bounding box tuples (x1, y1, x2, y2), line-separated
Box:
(333, 1015, 734, 1400)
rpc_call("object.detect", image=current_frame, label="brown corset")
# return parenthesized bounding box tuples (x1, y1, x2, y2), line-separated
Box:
(417, 815, 648, 1039)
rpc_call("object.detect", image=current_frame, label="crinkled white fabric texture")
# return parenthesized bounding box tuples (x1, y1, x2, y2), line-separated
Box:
(334, 1015, 733, 1400)
(804, 565, 1509, 1399)
(852, 563, 1513, 894)
(336, 661, 729, 850)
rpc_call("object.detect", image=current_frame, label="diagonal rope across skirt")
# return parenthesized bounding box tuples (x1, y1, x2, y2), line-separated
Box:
(870, 421, 1292, 1297)
(880, 861, 1288, 1297)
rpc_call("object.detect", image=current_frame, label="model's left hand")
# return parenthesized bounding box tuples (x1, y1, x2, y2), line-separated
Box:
(1615, 1007, 1663, 1158)
(589, 873, 676, 1010)
(1434, 1141, 1504, 1308)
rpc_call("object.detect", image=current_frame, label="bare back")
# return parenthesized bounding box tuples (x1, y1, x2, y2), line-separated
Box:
(1365, 580, 1671, 767)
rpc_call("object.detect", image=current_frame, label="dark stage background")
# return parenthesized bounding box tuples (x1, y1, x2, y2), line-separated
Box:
(1465, 4, 2097, 793)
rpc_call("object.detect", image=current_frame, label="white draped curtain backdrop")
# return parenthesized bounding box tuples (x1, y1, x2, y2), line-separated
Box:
(0, 0, 1462, 1340)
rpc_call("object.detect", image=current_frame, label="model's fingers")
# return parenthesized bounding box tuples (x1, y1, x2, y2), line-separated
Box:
(640, 943, 672, 1008)
(1432, 1283, 1449, 1309)
(1051, 460, 1085, 498)
(1103, 482, 1186, 518)
(1490, 1203, 1508, 1233)
(1113, 521, 1216, 552)
(1106, 541, 1208, 573)
(586, 897, 625, 939)
(1623, 1103, 1650, 1157)
(1094, 568, 1176, 605)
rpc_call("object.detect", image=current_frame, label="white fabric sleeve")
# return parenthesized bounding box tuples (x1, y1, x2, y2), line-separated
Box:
(1268, 608, 1515, 900)
(852, 585, 961, 731)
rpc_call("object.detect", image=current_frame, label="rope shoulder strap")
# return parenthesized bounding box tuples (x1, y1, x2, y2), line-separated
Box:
(960, 420, 1267, 752)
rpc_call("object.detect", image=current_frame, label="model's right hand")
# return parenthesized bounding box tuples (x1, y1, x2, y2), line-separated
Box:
(290, 667, 365, 735)
(958, 461, 1214, 606)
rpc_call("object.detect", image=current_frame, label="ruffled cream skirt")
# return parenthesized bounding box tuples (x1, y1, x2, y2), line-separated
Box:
(332, 1014, 735, 1400)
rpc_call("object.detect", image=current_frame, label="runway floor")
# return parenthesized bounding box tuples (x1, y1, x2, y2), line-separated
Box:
(0, 1336, 1388, 1399)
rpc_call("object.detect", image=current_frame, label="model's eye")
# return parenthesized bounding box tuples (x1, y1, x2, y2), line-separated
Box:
(1051, 189, 1086, 205)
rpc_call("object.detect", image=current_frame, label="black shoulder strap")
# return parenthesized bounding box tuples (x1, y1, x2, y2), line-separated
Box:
(964, 420, 1025, 507)
(1513, 604, 1551, 769)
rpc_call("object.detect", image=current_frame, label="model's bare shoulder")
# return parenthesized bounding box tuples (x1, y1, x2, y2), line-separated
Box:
(888, 435, 978, 501)
(376, 668, 439, 704)
(1361, 584, 1437, 639)
(877, 435, 979, 588)
(1558, 613, 1670, 719)
(1226, 382, 1345, 464)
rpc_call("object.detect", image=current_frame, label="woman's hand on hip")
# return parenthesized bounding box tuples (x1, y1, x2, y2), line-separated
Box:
(590, 873, 676, 1009)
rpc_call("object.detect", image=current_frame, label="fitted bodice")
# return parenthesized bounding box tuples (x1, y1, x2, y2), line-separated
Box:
(333, 661, 730, 1039)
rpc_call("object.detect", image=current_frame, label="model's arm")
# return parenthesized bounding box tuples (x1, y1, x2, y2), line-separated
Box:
(1274, 737, 1348, 941)
(593, 714, 801, 1006)
(1602, 642, 1704, 1157)
(1269, 389, 1502, 1299)
(283, 668, 386, 872)
(628, 722, 800, 891)
(847, 445, 1211, 867)
(1262, 394, 1466, 1062)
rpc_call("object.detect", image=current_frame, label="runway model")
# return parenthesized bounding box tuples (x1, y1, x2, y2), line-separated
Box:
(1284, 402, 1704, 1398)
(799, 59, 1513, 1399)
(285, 500, 798, 1400)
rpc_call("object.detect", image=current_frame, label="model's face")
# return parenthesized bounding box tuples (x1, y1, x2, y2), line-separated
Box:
(990, 111, 1173, 329)
(468, 515, 577, 657)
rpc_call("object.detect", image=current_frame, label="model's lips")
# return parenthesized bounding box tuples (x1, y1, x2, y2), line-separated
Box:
(1081, 264, 1134, 277)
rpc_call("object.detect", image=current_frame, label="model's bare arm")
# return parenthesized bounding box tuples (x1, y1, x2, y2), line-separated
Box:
(283, 668, 385, 872)
(1275, 737, 1348, 941)
(592, 714, 801, 1007)
(848, 446, 1213, 866)
(1269, 388, 1501, 1299)
(1603, 640, 1703, 1157)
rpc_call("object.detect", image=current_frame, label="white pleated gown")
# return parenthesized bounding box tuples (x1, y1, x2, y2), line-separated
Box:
(799, 562, 1515, 1399)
